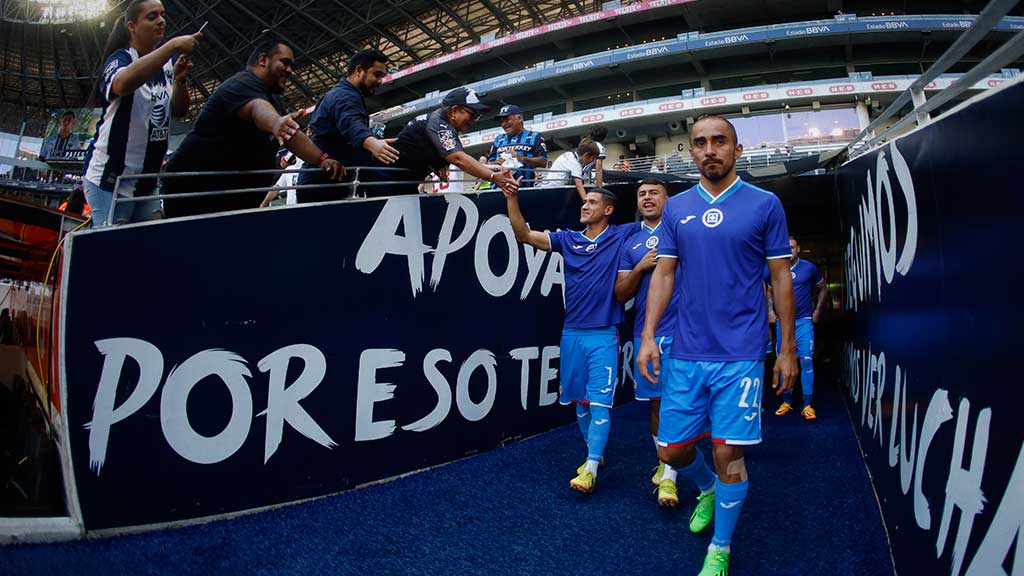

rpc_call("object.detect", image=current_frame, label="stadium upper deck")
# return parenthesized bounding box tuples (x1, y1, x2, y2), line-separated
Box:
(368, 12, 1024, 132)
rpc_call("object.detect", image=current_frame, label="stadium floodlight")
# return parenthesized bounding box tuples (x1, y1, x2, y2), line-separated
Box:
(30, 0, 107, 23)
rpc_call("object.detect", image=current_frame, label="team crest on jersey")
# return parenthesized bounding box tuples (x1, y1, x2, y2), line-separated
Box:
(585, 243, 597, 252)
(645, 236, 659, 249)
(702, 208, 724, 228)
(791, 271, 797, 279)
(438, 129, 457, 151)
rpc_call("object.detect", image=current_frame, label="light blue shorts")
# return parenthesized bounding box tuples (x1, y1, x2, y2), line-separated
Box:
(559, 328, 618, 409)
(776, 318, 814, 359)
(633, 336, 672, 401)
(658, 359, 765, 447)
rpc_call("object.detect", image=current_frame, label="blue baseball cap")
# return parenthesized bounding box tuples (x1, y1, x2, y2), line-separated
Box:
(442, 87, 490, 112)
(494, 104, 523, 119)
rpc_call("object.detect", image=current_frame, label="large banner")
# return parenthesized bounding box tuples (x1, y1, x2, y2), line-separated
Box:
(61, 189, 639, 531)
(39, 108, 99, 163)
(837, 80, 1023, 576)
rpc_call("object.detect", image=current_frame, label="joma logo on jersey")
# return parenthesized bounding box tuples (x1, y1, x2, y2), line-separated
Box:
(581, 114, 605, 123)
(829, 85, 855, 93)
(619, 107, 644, 117)
(645, 236, 659, 249)
(702, 208, 724, 228)
(786, 88, 813, 97)
(743, 92, 769, 101)
(872, 82, 898, 91)
(700, 97, 727, 106)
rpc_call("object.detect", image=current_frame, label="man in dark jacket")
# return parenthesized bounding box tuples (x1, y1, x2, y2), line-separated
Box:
(298, 49, 399, 202)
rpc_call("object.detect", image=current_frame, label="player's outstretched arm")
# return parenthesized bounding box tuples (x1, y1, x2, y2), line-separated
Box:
(769, 257, 799, 393)
(503, 187, 550, 251)
(637, 256, 675, 383)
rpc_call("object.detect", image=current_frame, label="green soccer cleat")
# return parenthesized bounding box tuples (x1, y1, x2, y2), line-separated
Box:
(651, 461, 665, 485)
(656, 479, 678, 508)
(570, 469, 596, 493)
(697, 549, 730, 576)
(689, 491, 715, 533)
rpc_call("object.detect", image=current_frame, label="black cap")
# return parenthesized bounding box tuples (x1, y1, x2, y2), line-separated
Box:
(494, 104, 523, 119)
(442, 87, 490, 112)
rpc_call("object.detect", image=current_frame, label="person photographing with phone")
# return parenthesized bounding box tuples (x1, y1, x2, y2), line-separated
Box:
(83, 0, 201, 226)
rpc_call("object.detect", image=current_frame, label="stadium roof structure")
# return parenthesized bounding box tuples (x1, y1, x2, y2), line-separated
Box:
(0, 0, 1015, 136)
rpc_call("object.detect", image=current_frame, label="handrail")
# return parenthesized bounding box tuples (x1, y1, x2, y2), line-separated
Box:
(105, 166, 580, 225)
(846, 0, 1021, 158)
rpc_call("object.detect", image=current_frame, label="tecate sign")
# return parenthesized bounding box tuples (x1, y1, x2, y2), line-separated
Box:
(581, 114, 605, 123)
(829, 84, 856, 94)
(545, 120, 569, 129)
(619, 107, 645, 117)
(742, 91, 770, 101)
(700, 96, 728, 106)
(872, 82, 898, 91)
(786, 88, 814, 97)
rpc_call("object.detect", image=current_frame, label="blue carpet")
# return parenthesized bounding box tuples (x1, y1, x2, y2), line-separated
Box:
(1, 370, 892, 576)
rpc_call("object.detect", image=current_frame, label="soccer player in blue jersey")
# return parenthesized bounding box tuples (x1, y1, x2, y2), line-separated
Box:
(479, 104, 548, 187)
(766, 236, 828, 420)
(638, 115, 798, 576)
(504, 185, 631, 493)
(613, 178, 683, 506)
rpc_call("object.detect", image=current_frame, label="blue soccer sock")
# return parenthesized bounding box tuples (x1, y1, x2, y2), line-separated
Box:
(576, 404, 591, 444)
(712, 479, 749, 547)
(782, 389, 793, 404)
(586, 405, 611, 462)
(800, 357, 814, 406)
(676, 449, 716, 493)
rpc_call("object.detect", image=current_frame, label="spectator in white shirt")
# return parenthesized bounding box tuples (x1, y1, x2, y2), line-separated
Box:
(543, 141, 599, 200)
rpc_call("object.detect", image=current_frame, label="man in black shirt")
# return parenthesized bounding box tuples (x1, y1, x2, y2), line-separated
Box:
(381, 87, 519, 196)
(298, 49, 399, 203)
(163, 38, 342, 217)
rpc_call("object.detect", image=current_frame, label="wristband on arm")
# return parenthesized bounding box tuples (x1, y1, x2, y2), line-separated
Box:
(317, 152, 329, 167)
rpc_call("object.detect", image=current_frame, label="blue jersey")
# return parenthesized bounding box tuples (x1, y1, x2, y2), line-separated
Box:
(548, 224, 631, 330)
(658, 178, 791, 361)
(765, 259, 823, 319)
(486, 130, 547, 186)
(617, 222, 680, 337)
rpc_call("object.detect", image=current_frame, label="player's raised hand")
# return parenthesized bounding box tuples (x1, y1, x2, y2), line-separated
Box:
(637, 337, 661, 384)
(772, 350, 798, 394)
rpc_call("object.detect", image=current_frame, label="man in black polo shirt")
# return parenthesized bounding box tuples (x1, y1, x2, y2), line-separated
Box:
(298, 49, 400, 203)
(382, 87, 519, 196)
(163, 38, 342, 217)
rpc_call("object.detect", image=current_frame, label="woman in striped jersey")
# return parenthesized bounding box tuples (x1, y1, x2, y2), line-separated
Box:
(83, 0, 201, 226)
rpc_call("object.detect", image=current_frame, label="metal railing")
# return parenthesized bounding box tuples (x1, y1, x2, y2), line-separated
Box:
(617, 143, 849, 176)
(847, 0, 1024, 159)
(105, 166, 577, 226)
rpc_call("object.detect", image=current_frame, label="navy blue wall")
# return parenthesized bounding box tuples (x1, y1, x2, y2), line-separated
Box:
(836, 81, 1024, 576)
(63, 188, 640, 530)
